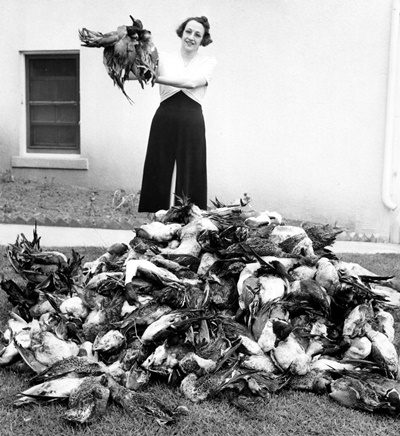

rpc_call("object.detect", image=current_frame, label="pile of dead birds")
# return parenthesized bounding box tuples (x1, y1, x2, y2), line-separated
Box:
(1, 195, 400, 425)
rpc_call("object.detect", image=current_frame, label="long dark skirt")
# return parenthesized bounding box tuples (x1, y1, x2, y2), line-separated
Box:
(138, 91, 207, 212)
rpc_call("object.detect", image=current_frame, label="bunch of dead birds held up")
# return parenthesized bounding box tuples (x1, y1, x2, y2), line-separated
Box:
(1, 195, 400, 425)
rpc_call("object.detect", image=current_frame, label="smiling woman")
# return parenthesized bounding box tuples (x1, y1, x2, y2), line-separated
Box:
(137, 16, 217, 213)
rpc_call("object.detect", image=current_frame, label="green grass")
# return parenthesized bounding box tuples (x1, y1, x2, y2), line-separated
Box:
(1, 247, 400, 435)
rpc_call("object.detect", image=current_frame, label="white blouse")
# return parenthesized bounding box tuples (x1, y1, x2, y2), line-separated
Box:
(158, 51, 217, 105)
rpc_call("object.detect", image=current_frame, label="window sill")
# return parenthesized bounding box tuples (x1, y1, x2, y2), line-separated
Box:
(11, 156, 89, 170)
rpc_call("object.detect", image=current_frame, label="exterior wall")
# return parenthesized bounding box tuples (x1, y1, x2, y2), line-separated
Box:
(0, 0, 396, 240)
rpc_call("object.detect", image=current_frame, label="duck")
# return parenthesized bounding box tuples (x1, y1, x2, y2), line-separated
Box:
(364, 323, 399, 378)
(239, 353, 278, 374)
(13, 340, 48, 374)
(82, 291, 125, 342)
(342, 336, 372, 360)
(314, 257, 340, 296)
(252, 300, 289, 342)
(342, 303, 374, 339)
(180, 363, 246, 403)
(217, 316, 264, 356)
(341, 370, 400, 415)
(137, 222, 182, 243)
(142, 339, 193, 380)
(83, 242, 128, 275)
(301, 222, 343, 252)
(121, 301, 172, 338)
(107, 375, 188, 426)
(178, 352, 218, 376)
(287, 368, 333, 394)
(0, 340, 20, 367)
(93, 329, 125, 354)
(328, 375, 381, 412)
(59, 296, 89, 320)
(0, 277, 39, 321)
(30, 355, 106, 383)
(29, 320, 79, 366)
(374, 307, 395, 343)
(140, 309, 204, 345)
(64, 375, 110, 424)
(271, 330, 325, 376)
(125, 362, 151, 390)
(3, 312, 29, 340)
(14, 375, 86, 407)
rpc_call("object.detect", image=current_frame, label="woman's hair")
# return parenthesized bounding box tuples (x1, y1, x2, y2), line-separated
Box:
(176, 16, 213, 46)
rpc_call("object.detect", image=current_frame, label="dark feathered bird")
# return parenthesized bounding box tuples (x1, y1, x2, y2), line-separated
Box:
(107, 375, 188, 425)
(301, 222, 343, 252)
(0, 278, 39, 321)
(64, 375, 110, 424)
(79, 16, 158, 104)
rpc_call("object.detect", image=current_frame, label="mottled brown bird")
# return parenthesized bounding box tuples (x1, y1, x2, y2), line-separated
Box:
(64, 375, 110, 424)
(107, 375, 188, 425)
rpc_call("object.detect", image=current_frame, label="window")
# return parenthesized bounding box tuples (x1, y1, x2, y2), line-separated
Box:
(26, 54, 80, 154)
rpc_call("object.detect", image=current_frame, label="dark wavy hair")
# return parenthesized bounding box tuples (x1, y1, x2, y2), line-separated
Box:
(176, 16, 213, 46)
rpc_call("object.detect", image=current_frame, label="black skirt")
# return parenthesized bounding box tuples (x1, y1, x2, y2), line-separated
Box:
(138, 91, 207, 212)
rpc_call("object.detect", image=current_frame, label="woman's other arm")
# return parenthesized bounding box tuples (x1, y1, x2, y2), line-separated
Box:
(155, 74, 207, 89)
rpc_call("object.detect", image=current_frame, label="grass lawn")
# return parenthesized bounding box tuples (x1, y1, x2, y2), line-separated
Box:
(1, 247, 400, 435)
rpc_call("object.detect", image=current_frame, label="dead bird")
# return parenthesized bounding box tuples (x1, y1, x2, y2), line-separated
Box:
(93, 329, 125, 354)
(142, 338, 194, 380)
(120, 301, 173, 338)
(364, 323, 399, 379)
(180, 343, 245, 403)
(140, 309, 205, 345)
(79, 16, 158, 104)
(301, 222, 343, 252)
(30, 355, 107, 383)
(14, 375, 86, 407)
(342, 303, 373, 339)
(328, 375, 381, 413)
(83, 291, 125, 342)
(287, 368, 333, 394)
(64, 375, 110, 424)
(107, 375, 188, 425)
(330, 369, 400, 415)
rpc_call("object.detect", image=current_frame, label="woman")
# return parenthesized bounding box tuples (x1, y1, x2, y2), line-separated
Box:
(138, 16, 217, 213)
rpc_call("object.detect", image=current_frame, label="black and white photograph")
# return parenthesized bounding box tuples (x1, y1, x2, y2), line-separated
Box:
(1, 1, 400, 435)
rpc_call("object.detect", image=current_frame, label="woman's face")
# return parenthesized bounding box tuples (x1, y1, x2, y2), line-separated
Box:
(181, 20, 205, 53)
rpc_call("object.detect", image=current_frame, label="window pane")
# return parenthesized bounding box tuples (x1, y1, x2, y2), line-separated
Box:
(58, 126, 77, 145)
(56, 59, 77, 76)
(57, 80, 76, 101)
(31, 105, 56, 122)
(56, 105, 77, 123)
(31, 125, 77, 148)
(30, 58, 77, 77)
(32, 125, 58, 145)
(30, 59, 51, 77)
(30, 80, 57, 101)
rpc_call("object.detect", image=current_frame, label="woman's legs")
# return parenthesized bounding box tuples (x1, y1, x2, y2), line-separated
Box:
(138, 92, 208, 212)
(175, 112, 207, 209)
(138, 109, 176, 212)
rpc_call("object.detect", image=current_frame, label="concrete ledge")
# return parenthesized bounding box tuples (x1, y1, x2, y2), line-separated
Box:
(332, 241, 400, 254)
(12, 156, 89, 170)
(0, 223, 134, 248)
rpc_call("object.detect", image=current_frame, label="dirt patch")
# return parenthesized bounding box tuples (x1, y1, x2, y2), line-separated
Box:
(0, 175, 148, 229)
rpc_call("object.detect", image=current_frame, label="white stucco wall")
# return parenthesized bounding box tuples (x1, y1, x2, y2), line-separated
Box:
(0, 0, 397, 239)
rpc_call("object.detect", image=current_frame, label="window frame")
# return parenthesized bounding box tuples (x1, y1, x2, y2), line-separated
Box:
(25, 52, 80, 154)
